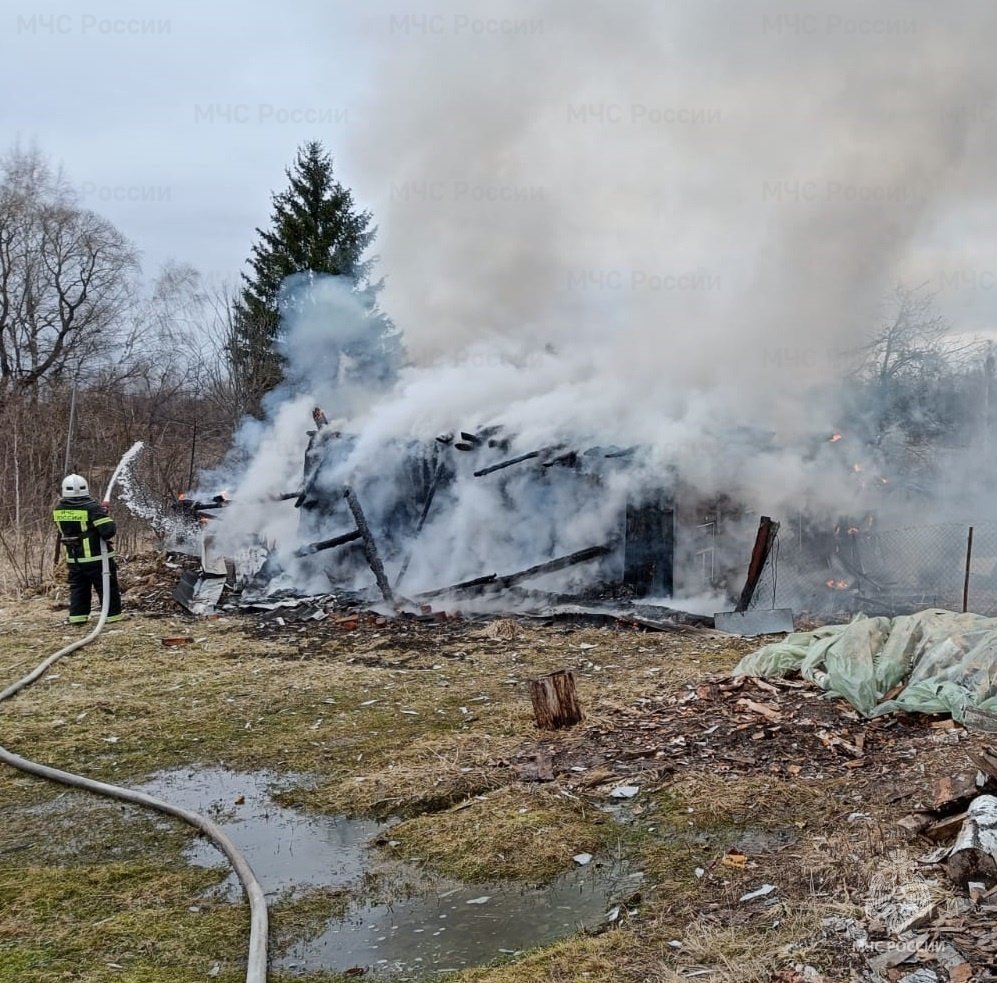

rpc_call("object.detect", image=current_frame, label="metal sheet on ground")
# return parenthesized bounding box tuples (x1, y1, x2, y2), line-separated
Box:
(714, 608, 795, 637)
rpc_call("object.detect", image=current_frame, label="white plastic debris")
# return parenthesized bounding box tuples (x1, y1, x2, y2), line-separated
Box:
(609, 785, 640, 799)
(573, 853, 593, 865)
(739, 883, 777, 902)
(466, 896, 491, 905)
(606, 905, 621, 922)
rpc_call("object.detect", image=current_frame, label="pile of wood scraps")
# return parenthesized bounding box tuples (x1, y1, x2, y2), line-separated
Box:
(511, 673, 961, 791)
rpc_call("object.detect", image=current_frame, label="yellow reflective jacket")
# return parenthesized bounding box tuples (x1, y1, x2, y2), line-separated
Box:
(53, 496, 116, 564)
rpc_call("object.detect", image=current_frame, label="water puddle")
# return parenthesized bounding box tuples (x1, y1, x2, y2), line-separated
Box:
(279, 864, 635, 977)
(139, 766, 380, 899)
(135, 767, 635, 978)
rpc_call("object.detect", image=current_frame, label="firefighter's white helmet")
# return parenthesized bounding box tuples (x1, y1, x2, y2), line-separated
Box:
(61, 474, 89, 499)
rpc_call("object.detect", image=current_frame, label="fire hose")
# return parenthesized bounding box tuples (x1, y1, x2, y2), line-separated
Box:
(0, 443, 269, 983)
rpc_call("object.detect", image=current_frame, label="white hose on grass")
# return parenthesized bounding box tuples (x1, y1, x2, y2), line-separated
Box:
(0, 442, 269, 982)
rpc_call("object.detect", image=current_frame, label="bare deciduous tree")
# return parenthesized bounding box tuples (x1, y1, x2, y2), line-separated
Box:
(0, 145, 138, 400)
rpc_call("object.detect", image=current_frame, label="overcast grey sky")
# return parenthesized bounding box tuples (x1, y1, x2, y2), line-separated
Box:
(3, 0, 379, 286)
(4, 0, 997, 353)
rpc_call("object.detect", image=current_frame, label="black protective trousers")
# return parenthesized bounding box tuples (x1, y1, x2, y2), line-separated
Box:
(67, 559, 122, 622)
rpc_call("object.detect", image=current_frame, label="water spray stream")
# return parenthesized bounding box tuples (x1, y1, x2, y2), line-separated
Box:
(0, 441, 269, 982)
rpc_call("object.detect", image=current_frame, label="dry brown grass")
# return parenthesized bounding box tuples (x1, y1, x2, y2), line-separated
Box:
(0, 587, 923, 982)
(383, 784, 614, 881)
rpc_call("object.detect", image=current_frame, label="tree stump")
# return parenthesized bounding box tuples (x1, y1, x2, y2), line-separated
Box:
(530, 670, 583, 730)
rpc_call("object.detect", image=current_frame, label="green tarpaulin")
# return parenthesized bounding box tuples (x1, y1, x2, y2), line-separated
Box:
(732, 609, 997, 720)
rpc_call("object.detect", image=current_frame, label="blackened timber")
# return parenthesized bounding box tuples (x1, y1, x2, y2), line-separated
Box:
(415, 573, 499, 600)
(473, 445, 563, 478)
(496, 544, 611, 588)
(623, 498, 675, 597)
(735, 516, 779, 612)
(344, 487, 394, 602)
(293, 529, 362, 557)
(294, 468, 322, 508)
(415, 544, 611, 600)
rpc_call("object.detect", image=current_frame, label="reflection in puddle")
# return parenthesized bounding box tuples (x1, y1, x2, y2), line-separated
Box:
(137, 767, 635, 977)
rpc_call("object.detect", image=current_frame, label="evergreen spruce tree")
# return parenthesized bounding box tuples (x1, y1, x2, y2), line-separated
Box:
(230, 141, 401, 412)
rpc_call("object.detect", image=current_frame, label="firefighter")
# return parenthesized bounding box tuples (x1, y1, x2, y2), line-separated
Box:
(53, 474, 123, 624)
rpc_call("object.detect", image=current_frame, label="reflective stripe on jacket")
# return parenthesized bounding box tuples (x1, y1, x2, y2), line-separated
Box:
(53, 497, 116, 564)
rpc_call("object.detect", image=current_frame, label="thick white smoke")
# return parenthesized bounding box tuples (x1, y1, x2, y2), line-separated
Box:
(208, 1, 997, 601)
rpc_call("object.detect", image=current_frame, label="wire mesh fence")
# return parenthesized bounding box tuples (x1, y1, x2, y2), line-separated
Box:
(746, 517, 997, 618)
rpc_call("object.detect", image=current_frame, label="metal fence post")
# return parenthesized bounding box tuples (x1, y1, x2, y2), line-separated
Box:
(963, 526, 975, 613)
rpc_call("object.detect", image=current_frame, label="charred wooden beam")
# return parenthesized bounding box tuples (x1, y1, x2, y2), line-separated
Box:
(344, 487, 394, 603)
(542, 451, 579, 468)
(415, 573, 498, 600)
(415, 544, 612, 600)
(294, 468, 322, 508)
(473, 445, 563, 477)
(495, 544, 611, 588)
(735, 516, 780, 613)
(293, 529, 362, 557)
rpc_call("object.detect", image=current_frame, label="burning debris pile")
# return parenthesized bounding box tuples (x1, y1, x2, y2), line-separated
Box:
(165, 404, 753, 621)
(153, 400, 997, 631)
(155, 415, 997, 638)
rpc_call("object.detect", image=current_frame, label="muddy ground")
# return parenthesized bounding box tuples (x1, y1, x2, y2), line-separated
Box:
(1, 553, 995, 983)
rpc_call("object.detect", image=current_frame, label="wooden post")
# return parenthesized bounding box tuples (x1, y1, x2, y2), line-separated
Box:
(736, 516, 779, 613)
(530, 670, 583, 730)
(964, 526, 975, 613)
